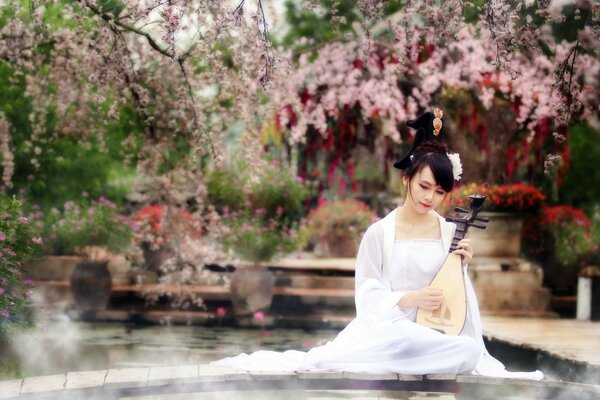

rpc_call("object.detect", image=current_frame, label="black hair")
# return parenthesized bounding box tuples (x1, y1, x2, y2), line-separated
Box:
(402, 141, 454, 192)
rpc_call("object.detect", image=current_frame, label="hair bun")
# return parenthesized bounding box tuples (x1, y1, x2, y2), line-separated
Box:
(414, 140, 448, 155)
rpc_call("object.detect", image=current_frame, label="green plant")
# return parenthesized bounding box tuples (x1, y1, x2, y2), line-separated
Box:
(207, 158, 312, 225)
(1, 197, 42, 335)
(450, 182, 546, 214)
(524, 205, 598, 267)
(306, 199, 377, 242)
(43, 195, 132, 255)
(221, 211, 300, 264)
(209, 157, 313, 263)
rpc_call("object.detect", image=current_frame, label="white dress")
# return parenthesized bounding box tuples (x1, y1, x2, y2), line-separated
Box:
(211, 209, 543, 380)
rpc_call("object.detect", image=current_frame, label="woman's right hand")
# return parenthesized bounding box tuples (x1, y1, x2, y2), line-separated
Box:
(398, 286, 443, 310)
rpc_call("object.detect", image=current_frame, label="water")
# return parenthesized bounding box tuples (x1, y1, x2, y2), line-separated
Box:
(1, 320, 593, 399)
(0, 319, 337, 378)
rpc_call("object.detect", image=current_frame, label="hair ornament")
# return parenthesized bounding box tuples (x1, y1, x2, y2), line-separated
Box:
(433, 107, 443, 136)
(446, 152, 462, 181)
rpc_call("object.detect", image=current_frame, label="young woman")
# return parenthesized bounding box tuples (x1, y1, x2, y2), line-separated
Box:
(212, 110, 543, 380)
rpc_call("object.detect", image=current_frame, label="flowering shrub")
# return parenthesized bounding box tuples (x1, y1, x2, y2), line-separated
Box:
(1, 197, 42, 335)
(43, 195, 132, 255)
(207, 158, 312, 225)
(221, 211, 300, 264)
(209, 158, 313, 263)
(449, 183, 546, 214)
(524, 205, 597, 266)
(132, 204, 198, 250)
(305, 199, 378, 243)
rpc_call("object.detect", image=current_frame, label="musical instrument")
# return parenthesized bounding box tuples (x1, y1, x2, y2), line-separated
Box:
(416, 194, 489, 335)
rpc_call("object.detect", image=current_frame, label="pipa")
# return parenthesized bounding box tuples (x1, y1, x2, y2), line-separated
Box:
(416, 194, 489, 335)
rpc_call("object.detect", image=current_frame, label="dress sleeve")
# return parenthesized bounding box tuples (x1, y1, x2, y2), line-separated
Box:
(354, 223, 409, 319)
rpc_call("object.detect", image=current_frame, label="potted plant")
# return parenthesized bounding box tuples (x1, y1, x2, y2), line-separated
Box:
(525, 205, 595, 316)
(305, 198, 378, 258)
(207, 157, 312, 315)
(40, 195, 133, 313)
(0, 196, 42, 336)
(448, 182, 546, 258)
(578, 208, 600, 321)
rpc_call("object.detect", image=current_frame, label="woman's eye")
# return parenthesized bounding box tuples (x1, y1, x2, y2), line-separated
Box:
(420, 184, 428, 189)
(436, 191, 445, 195)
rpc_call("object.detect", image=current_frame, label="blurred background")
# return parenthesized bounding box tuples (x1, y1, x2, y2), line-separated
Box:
(0, 0, 599, 385)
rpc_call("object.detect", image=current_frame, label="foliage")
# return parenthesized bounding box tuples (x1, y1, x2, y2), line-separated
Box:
(449, 183, 546, 214)
(208, 158, 313, 263)
(305, 199, 377, 242)
(580, 205, 600, 267)
(524, 205, 597, 267)
(42, 195, 132, 256)
(207, 158, 313, 226)
(220, 211, 300, 264)
(0, 197, 41, 335)
(560, 124, 600, 214)
(0, 57, 138, 210)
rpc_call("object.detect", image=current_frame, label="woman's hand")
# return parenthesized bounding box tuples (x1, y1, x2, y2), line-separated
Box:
(398, 286, 443, 311)
(452, 238, 473, 267)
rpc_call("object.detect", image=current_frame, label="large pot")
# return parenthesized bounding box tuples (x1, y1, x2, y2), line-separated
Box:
(324, 235, 358, 258)
(229, 264, 273, 316)
(140, 242, 174, 273)
(25, 255, 83, 280)
(70, 260, 112, 312)
(467, 212, 524, 258)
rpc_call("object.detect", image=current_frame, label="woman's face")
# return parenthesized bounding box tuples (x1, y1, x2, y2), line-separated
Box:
(404, 165, 449, 213)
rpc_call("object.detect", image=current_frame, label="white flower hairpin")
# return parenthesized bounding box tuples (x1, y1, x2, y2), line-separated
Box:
(446, 153, 463, 181)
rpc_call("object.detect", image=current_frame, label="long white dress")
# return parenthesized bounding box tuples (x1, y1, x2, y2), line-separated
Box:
(211, 209, 543, 380)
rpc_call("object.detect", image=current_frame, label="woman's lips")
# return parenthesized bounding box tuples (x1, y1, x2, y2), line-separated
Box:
(420, 202, 432, 208)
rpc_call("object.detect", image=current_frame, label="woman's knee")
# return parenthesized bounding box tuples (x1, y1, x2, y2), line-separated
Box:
(458, 337, 480, 372)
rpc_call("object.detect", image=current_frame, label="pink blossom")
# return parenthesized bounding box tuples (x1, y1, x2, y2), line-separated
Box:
(27, 174, 34, 181)
(4, 247, 15, 257)
(0, 288, 4, 295)
(23, 279, 34, 285)
(0, 309, 9, 318)
(98, 196, 116, 209)
(32, 237, 43, 244)
(18, 216, 28, 223)
(216, 307, 227, 318)
(0, 232, 5, 241)
(26, 289, 33, 298)
(253, 311, 265, 321)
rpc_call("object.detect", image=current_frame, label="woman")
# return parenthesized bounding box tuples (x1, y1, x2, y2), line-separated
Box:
(212, 109, 543, 380)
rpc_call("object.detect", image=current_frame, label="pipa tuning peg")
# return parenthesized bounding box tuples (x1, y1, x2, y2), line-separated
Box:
(475, 216, 489, 223)
(454, 207, 469, 214)
(468, 223, 487, 230)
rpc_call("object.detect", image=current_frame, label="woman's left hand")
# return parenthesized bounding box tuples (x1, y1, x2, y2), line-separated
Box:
(452, 238, 473, 267)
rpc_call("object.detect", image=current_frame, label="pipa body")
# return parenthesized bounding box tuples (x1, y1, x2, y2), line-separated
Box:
(415, 195, 488, 336)
(416, 253, 466, 335)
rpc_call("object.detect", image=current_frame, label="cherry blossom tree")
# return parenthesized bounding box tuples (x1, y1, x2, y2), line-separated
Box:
(0, 0, 596, 198)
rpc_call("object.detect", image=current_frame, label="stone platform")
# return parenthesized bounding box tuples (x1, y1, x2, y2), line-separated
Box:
(1, 365, 599, 400)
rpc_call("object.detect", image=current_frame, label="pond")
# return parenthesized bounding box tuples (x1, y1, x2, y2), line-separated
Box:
(0, 319, 589, 400)
(0, 319, 337, 379)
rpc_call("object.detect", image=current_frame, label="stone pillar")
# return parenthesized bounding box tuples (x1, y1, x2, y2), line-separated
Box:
(577, 277, 591, 321)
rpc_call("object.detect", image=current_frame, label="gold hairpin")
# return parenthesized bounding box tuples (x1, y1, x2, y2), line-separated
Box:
(433, 107, 443, 136)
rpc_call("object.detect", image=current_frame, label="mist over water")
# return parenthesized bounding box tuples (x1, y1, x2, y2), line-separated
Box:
(1, 316, 598, 400)
(0, 316, 337, 378)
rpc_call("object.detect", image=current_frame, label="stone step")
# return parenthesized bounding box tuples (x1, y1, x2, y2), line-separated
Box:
(273, 274, 355, 290)
(480, 309, 559, 318)
(467, 268, 543, 287)
(475, 286, 552, 312)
